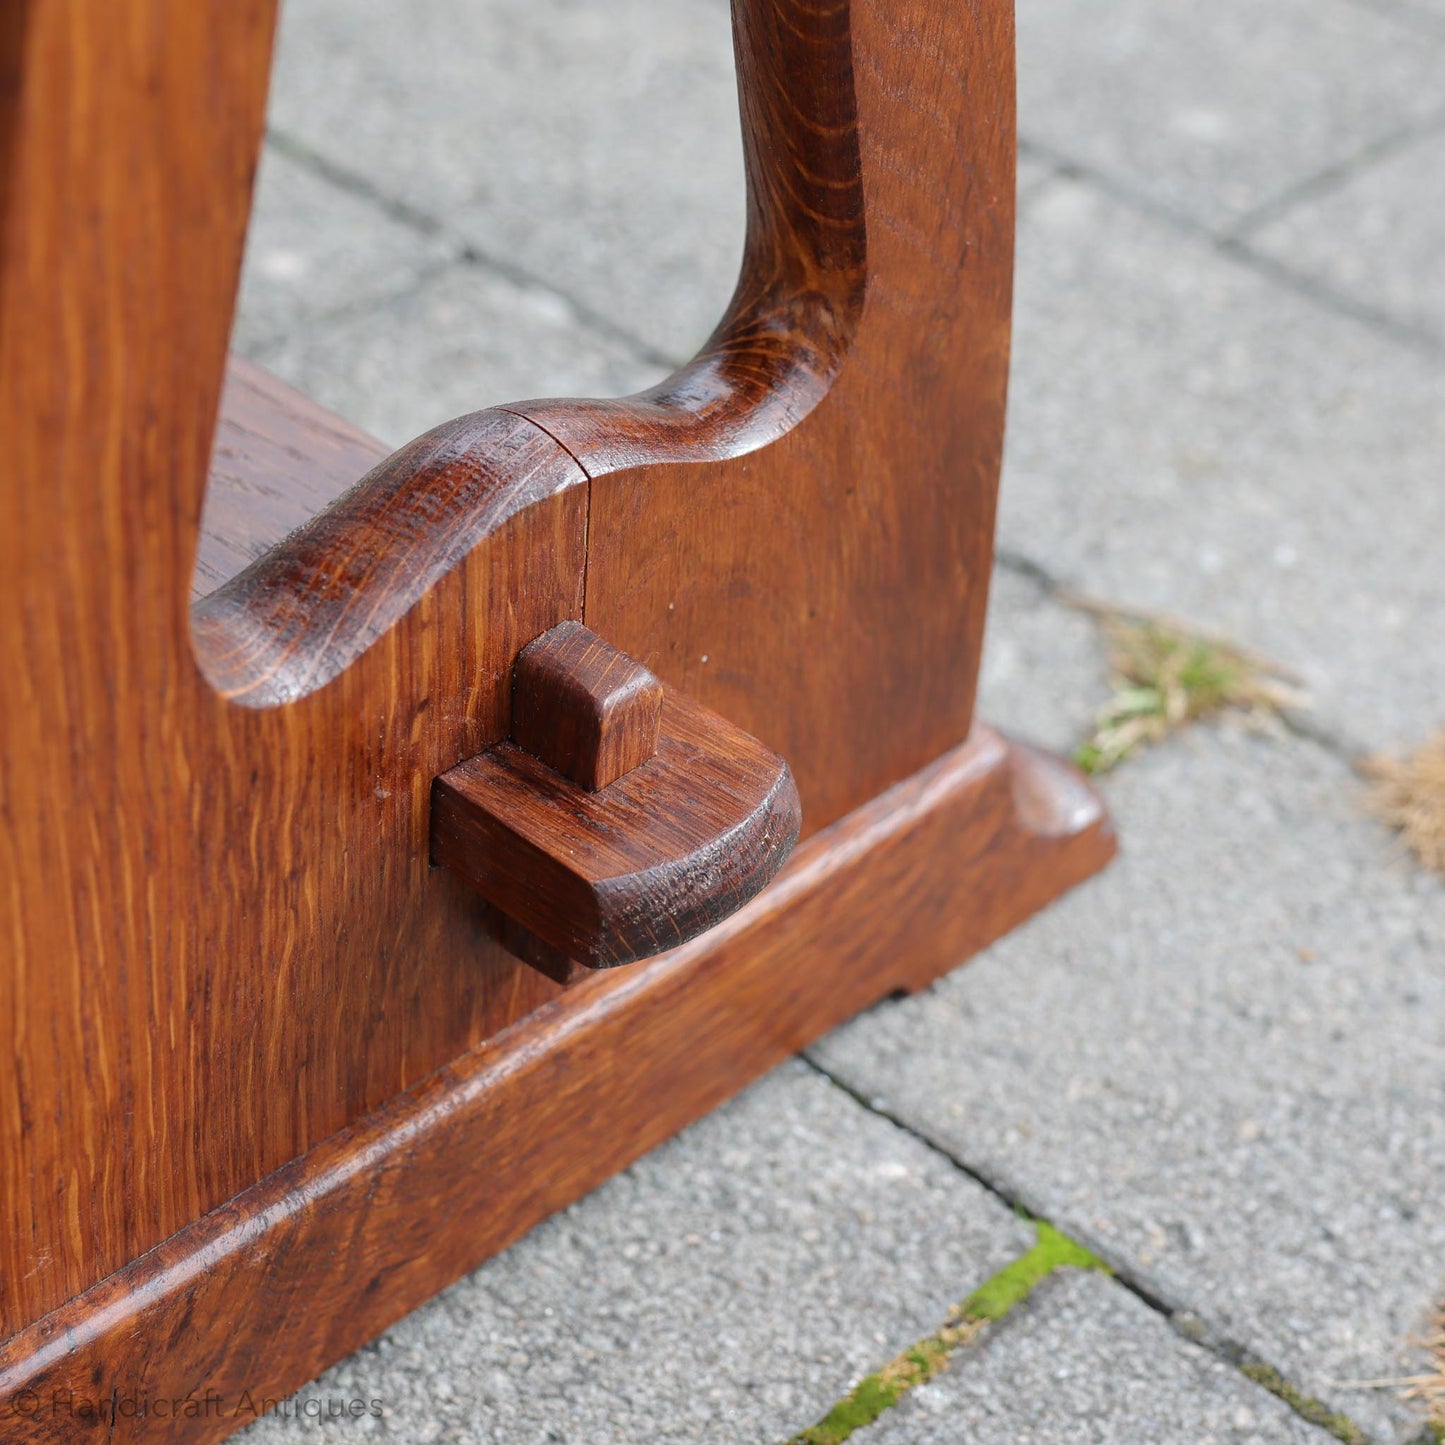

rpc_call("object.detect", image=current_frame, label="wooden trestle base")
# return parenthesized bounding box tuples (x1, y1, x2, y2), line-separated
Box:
(0, 725, 1112, 1445)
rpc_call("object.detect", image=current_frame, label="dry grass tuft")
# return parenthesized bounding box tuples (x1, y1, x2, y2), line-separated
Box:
(1360, 733, 1445, 879)
(1402, 1307, 1445, 1433)
(1066, 596, 1308, 774)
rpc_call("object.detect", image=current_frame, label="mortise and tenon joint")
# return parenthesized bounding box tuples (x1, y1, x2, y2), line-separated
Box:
(511, 620, 663, 790)
(431, 623, 802, 980)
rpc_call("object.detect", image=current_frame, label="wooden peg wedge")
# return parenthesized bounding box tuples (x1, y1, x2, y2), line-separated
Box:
(432, 627, 801, 970)
(510, 620, 663, 790)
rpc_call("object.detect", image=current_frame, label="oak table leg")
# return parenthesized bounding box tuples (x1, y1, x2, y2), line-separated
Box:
(0, 0, 1113, 1437)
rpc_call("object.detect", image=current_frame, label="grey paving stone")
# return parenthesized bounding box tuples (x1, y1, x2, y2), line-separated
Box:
(1017, 0, 1445, 229)
(1357, 0, 1445, 28)
(249, 261, 662, 447)
(1247, 122, 1445, 344)
(233, 144, 457, 358)
(977, 567, 1108, 758)
(871, 1270, 1334, 1445)
(813, 726, 1445, 1442)
(999, 176, 1445, 755)
(1017, 149, 1058, 208)
(266, 0, 745, 364)
(235, 1060, 1032, 1444)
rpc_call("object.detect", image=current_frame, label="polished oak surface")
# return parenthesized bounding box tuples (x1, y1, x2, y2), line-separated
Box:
(0, 0, 1081, 1419)
(0, 730, 1113, 1445)
(510, 622, 665, 792)
(433, 678, 801, 967)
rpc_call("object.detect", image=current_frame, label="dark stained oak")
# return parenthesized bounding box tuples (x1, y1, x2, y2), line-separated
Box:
(193, 407, 588, 705)
(482, 904, 596, 988)
(0, 729, 1114, 1445)
(183, 0, 1014, 837)
(194, 357, 391, 600)
(510, 622, 664, 790)
(433, 678, 801, 967)
(1, 0, 584, 1337)
(513, 0, 1015, 833)
(0, 8, 29, 309)
(0, 0, 1113, 1428)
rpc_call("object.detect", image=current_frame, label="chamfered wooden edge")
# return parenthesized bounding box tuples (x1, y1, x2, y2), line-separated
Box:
(193, 358, 392, 602)
(432, 684, 802, 968)
(0, 727, 1113, 1444)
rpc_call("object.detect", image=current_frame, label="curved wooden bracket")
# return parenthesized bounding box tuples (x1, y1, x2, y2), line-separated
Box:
(187, 0, 1014, 843)
(191, 408, 587, 704)
(188, 0, 865, 710)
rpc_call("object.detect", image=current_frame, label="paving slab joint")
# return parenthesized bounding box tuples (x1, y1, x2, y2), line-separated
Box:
(1232, 1357, 1375, 1445)
(803, 1058, 1380, 1444)
(262, 129, 680, 374)
(991, 546, 1365, 762)
(781, 1220, 1110, 1445)
(1015, 134, 1445, 359)
(259, 252, 463, 340)
(1225, 106, 1445, 241)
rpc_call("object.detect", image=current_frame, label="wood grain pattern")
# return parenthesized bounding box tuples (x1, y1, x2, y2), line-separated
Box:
(0, 729, 1114, 1445)
(0, 0, 584, 1335)
(194, 408, 588, 704)
(194, 357, 390, 599)
(482, 905, 595, 988)
(187, 0, 1013, 835)
(516, 0, 1015, 833)
(0, 6, 29, 333)
(511, 622, 663, 790)
(0, 0, 1076, 1408)
(433, 682, 801, 966)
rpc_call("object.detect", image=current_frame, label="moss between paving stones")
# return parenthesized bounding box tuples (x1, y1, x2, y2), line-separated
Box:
(784, 1217, 1382, 1445)
(785, 1221, 1109, 1445)
(1237, 1361, 1369, 1445)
